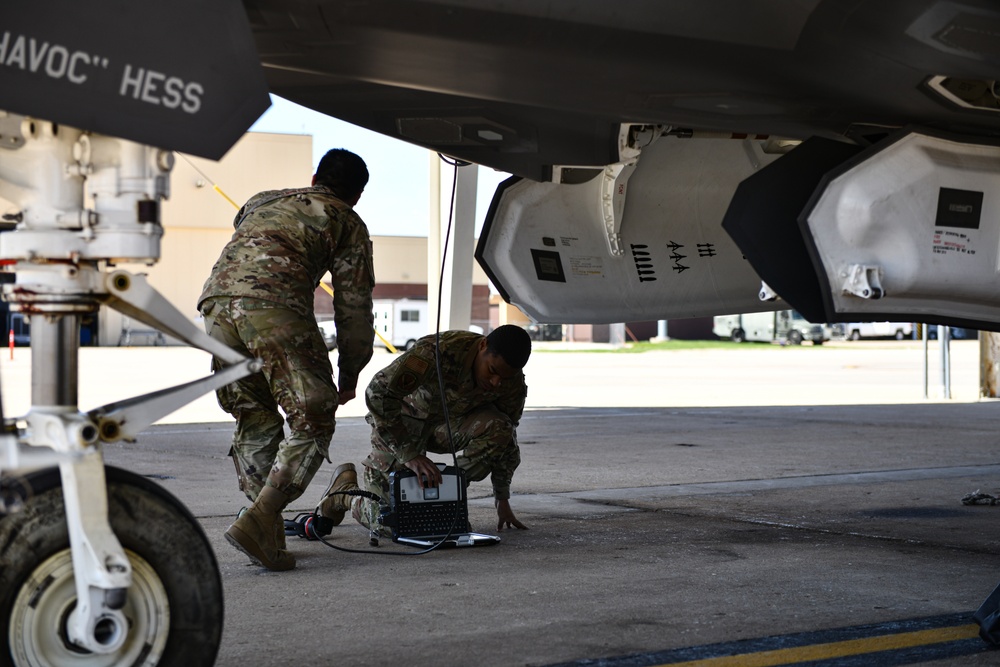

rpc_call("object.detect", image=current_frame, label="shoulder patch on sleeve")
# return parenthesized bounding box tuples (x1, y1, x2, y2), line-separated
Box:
(403, 355, 430, 374)
(394, 371, 419, 394)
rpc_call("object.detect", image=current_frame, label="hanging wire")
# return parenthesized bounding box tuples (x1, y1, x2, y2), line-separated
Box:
(314, 152, 468, 556)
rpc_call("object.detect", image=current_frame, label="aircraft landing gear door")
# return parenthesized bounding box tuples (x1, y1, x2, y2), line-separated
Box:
(476, 133, 788, 324)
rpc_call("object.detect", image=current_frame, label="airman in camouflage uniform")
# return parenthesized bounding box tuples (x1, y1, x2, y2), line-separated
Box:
(318, 325, 532, 535)
(199, 148, 375, 570)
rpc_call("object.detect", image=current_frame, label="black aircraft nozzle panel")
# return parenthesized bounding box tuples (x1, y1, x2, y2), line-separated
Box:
(721, 137, 863, 324)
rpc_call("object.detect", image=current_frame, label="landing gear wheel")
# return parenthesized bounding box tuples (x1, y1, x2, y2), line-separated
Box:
(0, 466, 223, 667)
(10, 549, 168, 665)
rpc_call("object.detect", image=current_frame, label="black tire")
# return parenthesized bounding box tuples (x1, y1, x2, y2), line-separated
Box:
(0, 466, 223, 666)
(894, 329, 906, 340)
(731, 328, 746, 343)
(404, 339, 417, 351)
(849, 330, 861, 341)
(787, 330, 803, 345)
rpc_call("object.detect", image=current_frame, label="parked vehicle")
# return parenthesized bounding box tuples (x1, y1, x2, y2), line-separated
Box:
(713, 310, 827, 345)
(839, 322, 913, 340)
(926, 325, 977, 340)
(823, 323, 843, 341)
(318, 320, 337, 350)
(527, 323, 563, 341)
(373, 298, 429, 351)
(9, 311, 97, 346)
(8, 312, 29, 346)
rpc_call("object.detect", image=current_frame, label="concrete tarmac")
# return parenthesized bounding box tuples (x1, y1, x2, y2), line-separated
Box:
(4, 339, 1000, 665)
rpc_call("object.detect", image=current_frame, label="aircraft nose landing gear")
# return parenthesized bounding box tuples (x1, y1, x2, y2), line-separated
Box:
(0, 115, 259, 665)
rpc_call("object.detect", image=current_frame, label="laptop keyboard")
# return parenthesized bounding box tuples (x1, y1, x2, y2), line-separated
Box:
(396, 502, 468, 538)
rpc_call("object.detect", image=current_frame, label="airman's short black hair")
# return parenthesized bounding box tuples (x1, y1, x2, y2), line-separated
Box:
(486, 325, 532, 370)
(315, 149, 369, 200)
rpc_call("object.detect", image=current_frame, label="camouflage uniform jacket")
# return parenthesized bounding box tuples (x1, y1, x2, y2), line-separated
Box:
(365, 330, 527, 490)
(198, 185, 375, 391)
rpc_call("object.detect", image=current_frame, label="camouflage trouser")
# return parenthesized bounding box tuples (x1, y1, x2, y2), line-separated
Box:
(351, 405, 517, 533)
(201, 296, 338, 503)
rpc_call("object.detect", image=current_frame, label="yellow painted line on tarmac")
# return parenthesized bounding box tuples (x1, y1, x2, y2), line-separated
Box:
(658, 623, 981, 667)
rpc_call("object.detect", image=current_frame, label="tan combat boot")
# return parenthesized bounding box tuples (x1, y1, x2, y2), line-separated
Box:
(275, 515, 288, 550)
(240, 503, 289, 551)
(317, 462, 358, 526)
(225, 485, 295, 571)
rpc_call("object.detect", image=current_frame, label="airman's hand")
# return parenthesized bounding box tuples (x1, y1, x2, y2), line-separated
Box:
(496, 498, 528, 530)
(403, 455, 442, 488)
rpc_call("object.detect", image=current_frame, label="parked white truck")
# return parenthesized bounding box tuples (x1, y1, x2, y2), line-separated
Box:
(713, 310, 828, 345)
(373, 298, 429, 351)
(836, 321, 913, 340)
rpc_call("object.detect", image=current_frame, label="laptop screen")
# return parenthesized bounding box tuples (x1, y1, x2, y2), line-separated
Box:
(389, 465, 468, 539)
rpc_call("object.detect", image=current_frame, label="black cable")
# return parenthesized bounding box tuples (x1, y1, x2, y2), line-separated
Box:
(300, 487, 452, 556)
(437, 153, 472, 168)
(433, 152, 463, 469)
(310, 153, 467, 556)
(430, 152, 465, 539)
